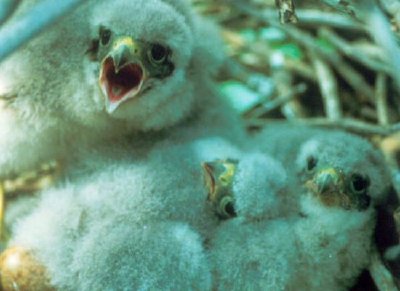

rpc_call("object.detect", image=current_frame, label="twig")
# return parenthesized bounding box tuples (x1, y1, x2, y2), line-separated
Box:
(275, 0, 298, 24)
(296, 9, 362, 29)
(0, 183, 4, 243)
(249, 42, 317, 82)
(311, 55, 342, 121)
(319, 28, 392, 74)
(0, 0, 86, 62)
(319, 0, 400, 92)
(363, 4, 400, 93)
(248, 117, 392, 136)
(229, 0, 376, 102)
(276, 25, 375, 102)
(237, 8, 362, 30)
(2, 160, 60, 196)
(379, 0, 400, 30)
(283, 58, 317, 82)
(379, 133, 400, 204)
(376, 73, 390, 125)
(369, 247, 399, 291)
(318, 0, 357, 16)
(296, 118, 392, 136)
(0, 0, 20, 25)
(249, 83, 307, 118)
(270, 51, 307, 119)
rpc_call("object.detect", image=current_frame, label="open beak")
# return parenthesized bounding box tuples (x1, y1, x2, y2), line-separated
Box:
(99, 36, 146, 114)
(202, 162, 216, 199)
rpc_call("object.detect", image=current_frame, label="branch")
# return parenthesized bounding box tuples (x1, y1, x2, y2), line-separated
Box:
(0, 0, 20, 25)
(275, 0, 298, 23)
(0, 0, 86, 62)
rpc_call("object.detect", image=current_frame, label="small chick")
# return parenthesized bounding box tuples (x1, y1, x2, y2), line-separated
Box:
(286, 128, 389, 290)
(7, 137, 244, 290)
(0, 0, 244, 178)
(209, 126, 391, 290)
(203, 153, 290, 221)
(207, 153, 296, 290)
(252, 123, 390, 211)
(243, 124, 392, 290)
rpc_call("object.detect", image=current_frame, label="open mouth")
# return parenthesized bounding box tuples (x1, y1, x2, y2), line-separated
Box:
(100, 57, 144, 104)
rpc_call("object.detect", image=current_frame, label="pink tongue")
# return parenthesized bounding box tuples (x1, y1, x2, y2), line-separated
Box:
(103, 59, 143, 103)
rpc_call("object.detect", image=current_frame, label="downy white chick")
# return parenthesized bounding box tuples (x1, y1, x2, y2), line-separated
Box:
(209, 125, 391, 290)
(7, 137, 246, 290)
(206, 154, 298, 291)
(285, 127, 390, 290)
(213, 124, 391, 290)
(0, 0, 244, 179)
(252, 124, 391, 211)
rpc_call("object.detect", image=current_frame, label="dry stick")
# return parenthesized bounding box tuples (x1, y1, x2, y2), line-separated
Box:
(0, 183, 4, 243)
(241, 8, 363, 30)
(318, 0, 400, 91)
(247, 117, 391, 135)
(2, 160, 60, 196)
(296, 118, 391, 136)
(368, 6, 400, 92)
(351, 42, 387, 63)
(0, 0, 86, 62)
(249, 42, 317, 82)
(283, 58, 317, 82)
(275, 0, 298, 24)
(319, 28, 392, 74)
(318, 0, 357, 16)
(369, 247, 400, 291)
(249, 83, 307, 118)
(230, 0, 376, 102)
(294, 9, 362, 30)
(278, 25, 376, 103)
(270, 51, 307, 119)
(380, 133, 400, 200)
(376, 73, 390, 125)
(379, 0, 400, 29)
(0, 0, 20, 25)
(311, 55, 342, 121)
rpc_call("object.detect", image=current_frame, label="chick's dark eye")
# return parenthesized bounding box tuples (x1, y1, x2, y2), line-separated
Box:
(350, 174, 370, 193)
(149, 44, 168, 64)
(306, 156, 317, 172)
(219, 196, 236, 219)
(99, 27, 111, 45)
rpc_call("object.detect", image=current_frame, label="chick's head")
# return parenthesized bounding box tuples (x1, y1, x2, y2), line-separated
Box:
(296, 131, 391, 211)
(203, 153, 288, 221)
(88, 0, 195, 129)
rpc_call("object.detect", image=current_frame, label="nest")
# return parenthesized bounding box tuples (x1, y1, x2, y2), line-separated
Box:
(1, 0, 400, 290)
(193, 0, 400, 289)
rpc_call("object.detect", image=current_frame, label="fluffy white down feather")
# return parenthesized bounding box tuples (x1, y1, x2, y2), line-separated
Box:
(0, 0, 245, 179)
(209, 124, 392, 290)
(10, 137, 245, 290)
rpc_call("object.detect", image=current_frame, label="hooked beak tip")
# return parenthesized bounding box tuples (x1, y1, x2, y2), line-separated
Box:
(105, 100, 120, 114)
(314, 169, 341, 195)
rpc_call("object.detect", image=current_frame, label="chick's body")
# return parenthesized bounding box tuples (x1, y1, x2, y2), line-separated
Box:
(208, 154, 297, 291)
(209, 124, 391, 290)
(9, 137, 246, 290)
(0, 0, 245, 178)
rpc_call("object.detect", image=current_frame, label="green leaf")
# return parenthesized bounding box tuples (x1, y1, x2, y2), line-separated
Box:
(219, 81, 263, 113)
